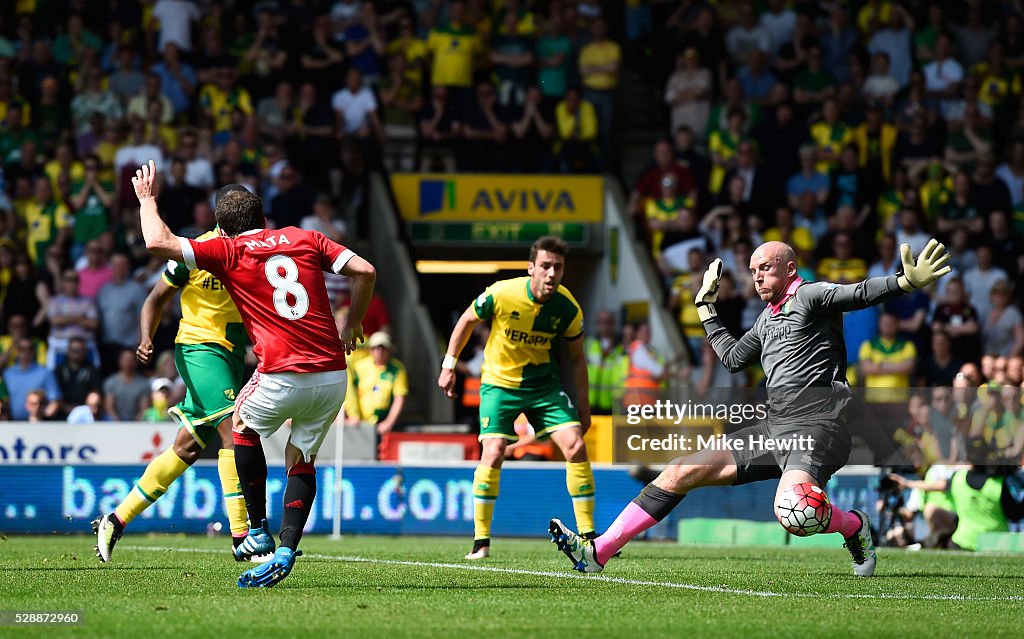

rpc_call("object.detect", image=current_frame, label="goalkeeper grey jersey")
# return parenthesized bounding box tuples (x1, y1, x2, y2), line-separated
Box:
(704, 275, 905, 423)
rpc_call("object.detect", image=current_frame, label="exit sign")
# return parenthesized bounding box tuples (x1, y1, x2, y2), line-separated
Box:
(409, 222, 589, 245)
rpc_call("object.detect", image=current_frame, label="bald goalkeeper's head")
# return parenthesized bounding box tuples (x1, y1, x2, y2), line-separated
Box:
(748, 241, 799, 304)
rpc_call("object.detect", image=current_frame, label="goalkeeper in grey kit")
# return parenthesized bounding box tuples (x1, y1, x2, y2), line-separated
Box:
(550, 239, 951, 576)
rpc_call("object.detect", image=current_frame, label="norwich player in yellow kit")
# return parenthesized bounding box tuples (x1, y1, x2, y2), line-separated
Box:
(438, 236, 595, 559)
(93, 186, 252, 562)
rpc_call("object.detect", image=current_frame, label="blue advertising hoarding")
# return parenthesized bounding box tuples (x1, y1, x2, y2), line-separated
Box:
(0, 464, 880, 536)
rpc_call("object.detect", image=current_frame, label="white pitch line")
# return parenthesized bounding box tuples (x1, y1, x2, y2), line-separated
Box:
(121, 545, 1024, 603)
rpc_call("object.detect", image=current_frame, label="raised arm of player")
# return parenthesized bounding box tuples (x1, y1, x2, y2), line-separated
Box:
(565, 335, 591, 432)
(338, 255, 377, 354)
(134, 160, 186, 263)
(137, 276, 177, 365)
(437, 305, 483, 398)
(807, 238, 952, 313)
(802, 276, 905, 314)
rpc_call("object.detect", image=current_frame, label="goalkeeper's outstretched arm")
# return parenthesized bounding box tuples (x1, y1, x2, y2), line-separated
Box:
(806, 237, 952, 313)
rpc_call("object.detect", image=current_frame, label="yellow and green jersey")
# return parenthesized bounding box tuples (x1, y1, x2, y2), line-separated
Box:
(426, 23, 482, 88)
(44, 160, 85, 193)
(669, 272, 704, 339)
(859, 336, 916, 402)
(645, 196, 694, 258)
(0, 334, 46, 366)
(816, 257, 867, 284)
(387, 37, 428, 86)
(198, 84, 253, 134)
(810, 121, 852, 173)
(973, 62, 1022, 107)
(23, 200, 72, 266)
(971, 406, 1021, 452)
(473, 276, 584, 389)
(162, 231, 247, 354)
(708, 129, 745, 194)
(345, 356, 409, 423)
(0, 96, 31, 131)
(876, 188, 903, 233)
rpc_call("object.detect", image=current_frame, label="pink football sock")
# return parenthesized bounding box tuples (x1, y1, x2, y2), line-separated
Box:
(824, 507, 862, 538)
(594, 502, 657, 565)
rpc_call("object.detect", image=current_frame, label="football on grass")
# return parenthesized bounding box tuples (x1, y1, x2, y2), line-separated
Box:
(776, 483, 831, 536)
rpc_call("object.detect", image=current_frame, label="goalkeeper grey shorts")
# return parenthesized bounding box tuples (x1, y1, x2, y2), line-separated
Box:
(729, 418, 852, 486)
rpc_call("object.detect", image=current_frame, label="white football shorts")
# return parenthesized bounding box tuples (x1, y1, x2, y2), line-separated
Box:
(235, 369, 347, 462)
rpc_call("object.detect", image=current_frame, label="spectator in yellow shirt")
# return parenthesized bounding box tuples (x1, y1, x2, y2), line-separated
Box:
(426, 0, 482, 94)
(859, 312, 916, 403)
(344, 332, 409, 435)
(708, 107, 749, 195)
(387, 15, 428, 87)
(762, 206, 814, 267)
(810, 98, 852, 173)
(817, 232, 867, 283)
(578, 17, 619, 155)
(855, 103, 898, 183)
(554, 87, 599, 173)
(23, 177, 72, 267)
(857, 0, 892, 39)
(198, 67, 253, 145)
(644, 174, 694, 260)
(43, 141, 84, 195)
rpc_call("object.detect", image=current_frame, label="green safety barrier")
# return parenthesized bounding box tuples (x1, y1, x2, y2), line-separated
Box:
(677, 518, 787, 546)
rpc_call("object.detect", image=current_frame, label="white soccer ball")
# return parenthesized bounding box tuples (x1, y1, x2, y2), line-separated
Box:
(775, 482, 831, 536)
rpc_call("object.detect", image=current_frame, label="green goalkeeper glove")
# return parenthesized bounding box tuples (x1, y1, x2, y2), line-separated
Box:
(896, 238, 952, 292)
(695, 258, 723, 323)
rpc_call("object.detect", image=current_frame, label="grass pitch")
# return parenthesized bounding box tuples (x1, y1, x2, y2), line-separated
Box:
(1, 535, 1022, 638)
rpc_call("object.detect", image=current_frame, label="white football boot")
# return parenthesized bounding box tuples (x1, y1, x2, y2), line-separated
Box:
(549, 518, 603, 573)
(843, 509, 877, 577)
(92, 513, 123, 563)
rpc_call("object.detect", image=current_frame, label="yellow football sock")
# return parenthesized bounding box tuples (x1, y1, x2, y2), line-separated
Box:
(218, 449, 249, 537)
(566, 461, 596, 535)
(114, 448, 189, 526)
(472, 465, 501, 540)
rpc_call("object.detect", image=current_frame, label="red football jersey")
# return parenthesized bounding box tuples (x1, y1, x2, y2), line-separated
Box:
(182, 227, 354, 374)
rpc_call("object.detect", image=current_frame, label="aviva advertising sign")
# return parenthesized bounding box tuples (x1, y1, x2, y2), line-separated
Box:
(391, 174, 604, 222)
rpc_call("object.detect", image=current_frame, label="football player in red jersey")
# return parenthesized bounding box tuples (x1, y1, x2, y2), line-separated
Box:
(133, 161, 377, 587)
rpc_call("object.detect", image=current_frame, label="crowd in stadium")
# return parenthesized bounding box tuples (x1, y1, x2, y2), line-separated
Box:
(587, 0, 1024, 476)
(0, 0, 1021, 482)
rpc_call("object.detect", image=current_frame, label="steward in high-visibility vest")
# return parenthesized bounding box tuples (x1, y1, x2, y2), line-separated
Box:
(623, 330, 665, 407)
(949, 468, 1010, 550)
(584, 336, 627, 414)
(608, 351, 631, 414)
(462, 376, 481, 407)
(947, 441, 1024, 551)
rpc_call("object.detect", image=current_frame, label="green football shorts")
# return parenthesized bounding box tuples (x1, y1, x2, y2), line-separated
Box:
(170, 343, 247, 448)
(478, 383, 581, 441)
